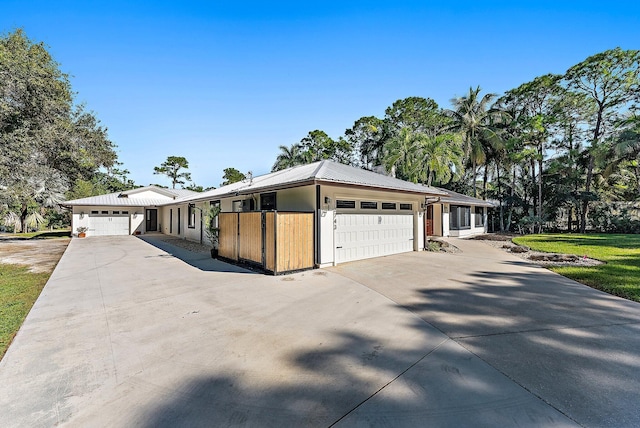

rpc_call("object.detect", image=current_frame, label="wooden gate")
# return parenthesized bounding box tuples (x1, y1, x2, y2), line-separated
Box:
(218, 211, 314, 274)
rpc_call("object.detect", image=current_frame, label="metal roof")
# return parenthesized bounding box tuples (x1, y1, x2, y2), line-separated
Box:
(176, 160, 447, 204)
(62, 186, 197, 207)
(439, 189, 495, 207)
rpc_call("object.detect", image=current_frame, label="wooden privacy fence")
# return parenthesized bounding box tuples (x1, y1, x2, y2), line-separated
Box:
(218, 211, 314, 274)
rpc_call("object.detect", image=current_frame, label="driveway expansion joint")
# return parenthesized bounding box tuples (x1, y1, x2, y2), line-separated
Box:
(451, 320, 640, 340)
(328, 338, 451, 427)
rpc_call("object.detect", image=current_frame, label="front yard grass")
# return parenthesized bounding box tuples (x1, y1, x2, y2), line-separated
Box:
(0, 264, 51, 359)
(513, 234, 640, 302)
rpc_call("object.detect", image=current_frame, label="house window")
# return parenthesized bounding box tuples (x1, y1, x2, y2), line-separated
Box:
(101, 211, 109, 215)
(91, 210, 99, 214)
(399, 203, 412, 211)
(210, 201, 220, 228)
(450, 205, 471, 230)
(382, 202, 397, 210)
(188, 204, 196, 228)
(336, 200, 356, 209)
(122, 211, 129, 215)
(232, 200, 243, 212)
(360, 201, 377, 209)
(260, 192, 276, 211)
(112, 211, 120, 215)
(475, 207, 485, 227)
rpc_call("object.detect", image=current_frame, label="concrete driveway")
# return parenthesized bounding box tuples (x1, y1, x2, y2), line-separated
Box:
(0, 236, 637, 427)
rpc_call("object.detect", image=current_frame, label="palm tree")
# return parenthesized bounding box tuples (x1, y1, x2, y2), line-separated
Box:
(272, 144, 303, 172)
(382, 127, 423, 182)
(448, 86, 502, 197)
(420, 133, 463, 186)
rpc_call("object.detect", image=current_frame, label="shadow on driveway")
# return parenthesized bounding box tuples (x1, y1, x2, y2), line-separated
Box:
(137, 234, 255, 274)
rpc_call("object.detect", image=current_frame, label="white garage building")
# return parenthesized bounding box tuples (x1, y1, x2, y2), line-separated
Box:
(64, 161, 491, 267)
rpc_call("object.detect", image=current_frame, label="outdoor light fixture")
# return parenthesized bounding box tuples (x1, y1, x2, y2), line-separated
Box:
(80, 212, 84, 219)
(324, 196, 331, 204)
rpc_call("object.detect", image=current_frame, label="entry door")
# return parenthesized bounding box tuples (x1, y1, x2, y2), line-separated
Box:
(425, 205, 434, 236)
(146, 209, 158, 231)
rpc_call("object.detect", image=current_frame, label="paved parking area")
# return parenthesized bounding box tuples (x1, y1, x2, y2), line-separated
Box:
(0, 236, 638, 426)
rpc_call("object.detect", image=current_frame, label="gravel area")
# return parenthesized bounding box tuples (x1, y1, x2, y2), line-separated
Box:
(474, 235, 604, 267)
(158, 237, 211, 254)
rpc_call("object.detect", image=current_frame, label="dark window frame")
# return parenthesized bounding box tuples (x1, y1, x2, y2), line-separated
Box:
(450, 205, 471, 230)
(475, 206, 485, 227)
(382, 202, 397, 210)
(360, 201, 378, 209)
(91, 210, 99, 214)
(260, 192, 277, 211)
(188, 204, 196, 228)
(399, 203, 412, 211)
(336, 200, 356, 209)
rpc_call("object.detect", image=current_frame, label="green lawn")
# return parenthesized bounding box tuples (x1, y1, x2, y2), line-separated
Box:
(0, 264, 51, 359)
(2, 230, 70, 239)
(513, 234, 640, 302)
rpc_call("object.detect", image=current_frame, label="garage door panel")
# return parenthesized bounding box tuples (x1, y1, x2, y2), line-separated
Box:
(89, 215, 130, 236)
(335, 214, 413, 264)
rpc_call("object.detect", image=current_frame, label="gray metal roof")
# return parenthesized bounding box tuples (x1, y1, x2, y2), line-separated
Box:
(63, 186, 197, 207)
(176, 160, 447, 204)
(439, 189, 495, 207)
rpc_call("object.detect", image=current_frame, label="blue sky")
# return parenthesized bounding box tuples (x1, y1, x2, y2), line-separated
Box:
(2, 1, 639, 188)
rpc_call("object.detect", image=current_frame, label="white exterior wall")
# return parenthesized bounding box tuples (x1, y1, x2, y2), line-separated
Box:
(441, 203, 488, 238)
(317, 185, 431, 266)
(276, 186, 316, 211)
(71, 205, 145, 237)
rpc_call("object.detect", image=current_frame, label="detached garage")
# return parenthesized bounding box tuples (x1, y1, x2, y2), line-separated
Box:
(63, 186, 196, 237)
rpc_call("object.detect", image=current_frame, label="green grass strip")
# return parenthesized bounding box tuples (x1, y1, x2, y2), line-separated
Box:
(513, 234, 640, 302)
(0, 264, 51, 359)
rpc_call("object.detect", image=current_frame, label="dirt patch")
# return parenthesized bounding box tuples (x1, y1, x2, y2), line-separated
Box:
(157, 237, 210, 254)
(478, 236, 604, 267)
(0, 239, 70, 273)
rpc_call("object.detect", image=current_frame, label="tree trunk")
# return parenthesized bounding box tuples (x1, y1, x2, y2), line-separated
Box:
(497, 162, 504, 231)
(20, 202, 28, 233)
(472, 158, 477, 198)
(537, 141, 543, 233)
(579, 154, 595, 233)
(530, 158, 537, 216)
(506, 164, 516, 232)
(482, 164, 489, 200)
(580, 105, 604, 233)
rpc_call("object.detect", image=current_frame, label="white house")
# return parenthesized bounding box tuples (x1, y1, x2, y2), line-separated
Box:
(63, 161, 492, 268)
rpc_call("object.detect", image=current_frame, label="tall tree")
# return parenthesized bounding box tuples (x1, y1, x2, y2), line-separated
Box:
(0, 29, 118, 232)
(272, 144, 304, 171)
(564, 47, 640, 232)
(344, 116, 387, 169)
(153, 156, 191, 189)
(448, 86, 503, 197)
(221, 167, 246, 185)
(500, 74, 562, 219)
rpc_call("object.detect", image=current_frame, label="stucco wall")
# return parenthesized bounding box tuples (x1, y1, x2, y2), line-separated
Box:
(442, 203, 488, 238)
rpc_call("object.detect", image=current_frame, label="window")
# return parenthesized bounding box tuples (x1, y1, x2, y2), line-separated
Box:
(101, 211, 109, 215)
(122, 211, 129, 215)
(210, 201, 220, 228)
(360, 201, 377, 209)
(232, 200, 243, 212)
(475, 206, 485, 227)
(188, 204, 196, 228)
(399, 203, 412, 211)
(336, 200, 356, 209)
(260, 192, 276, 211)
(450, 205, 471, 230)
(112, 211, 120, 215)
(91, 210, 98, 214)
(382, 202, 396, 210)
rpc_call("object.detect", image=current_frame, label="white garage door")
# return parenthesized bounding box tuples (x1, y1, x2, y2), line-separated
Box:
(335, 214, 414, 264)
(89, 215, 130, 236)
